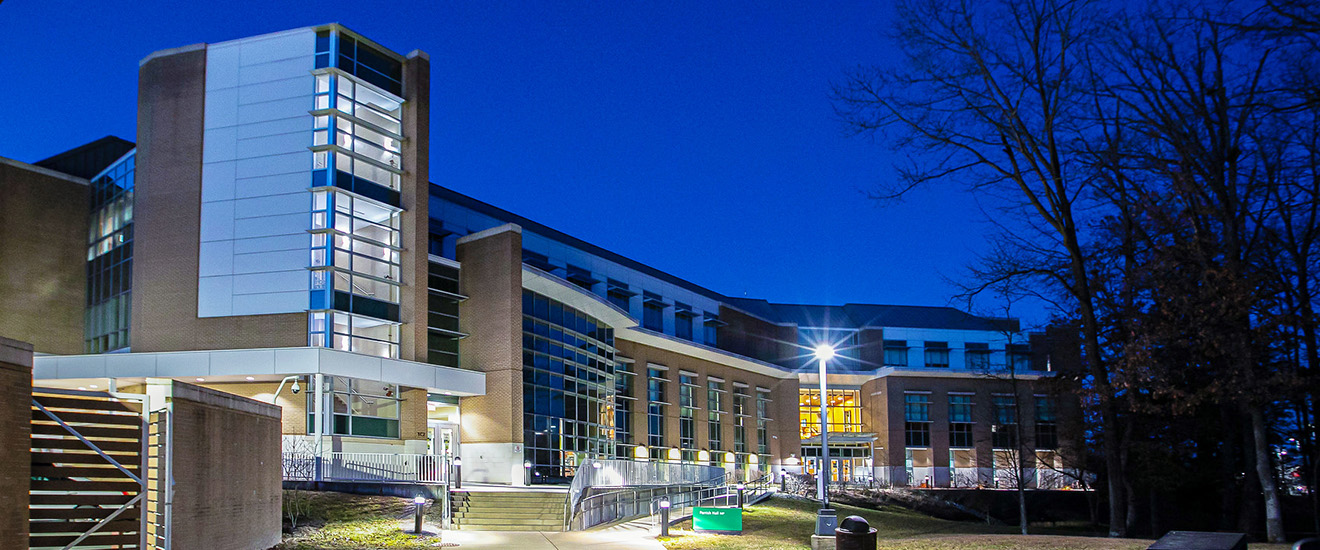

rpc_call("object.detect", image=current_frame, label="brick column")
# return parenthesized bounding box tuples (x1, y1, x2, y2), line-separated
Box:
(456, 224, 524, 483)
(0, 337, 33, 548)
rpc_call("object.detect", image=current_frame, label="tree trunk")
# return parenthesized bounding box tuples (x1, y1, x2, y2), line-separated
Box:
(1220, 407, 1240, 529)
(1066, 237, 1126, 537)
(1251, 407, 1286, 542)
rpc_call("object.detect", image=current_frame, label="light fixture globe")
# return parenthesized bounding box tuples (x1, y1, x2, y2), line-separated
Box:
(813, 344, 836, 361)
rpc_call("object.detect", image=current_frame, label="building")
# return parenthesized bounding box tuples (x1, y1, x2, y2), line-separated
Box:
(2, 24, 1080, 488)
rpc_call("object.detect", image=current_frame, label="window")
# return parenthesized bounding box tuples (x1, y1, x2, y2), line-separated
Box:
(756, 389, 771, 455)
(679, 373, 697, 450)
(311, 71, 404, 204)
(703, 315, 720, 346)
(615, 366, 635, 455)
(707, 380, 724, 450)
(1007, 344, 1032, 371)
(949, 394, 974, 448)
(993, 395, 1018, 449)
(733, 387, 749, 453)
(1035, 396, 1058, 450)
(317, 29, 403, 96)
(648, 368, 667, 447)
(311, 377, 401, 438)
(426, 262, 461, 368)
(674, 304, 694, 341)
(309, 311, 399, 358)
(965, 343, 990, 370)
(884, 340, 909, 366)
(798, 389, 863, 439)
(606, 279, 633, 311)
(924, 342, 949, 368)
(642, 292, 666, 332)
(904, 393, 931, 447)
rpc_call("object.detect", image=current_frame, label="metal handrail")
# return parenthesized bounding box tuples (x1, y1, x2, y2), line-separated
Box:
(567, 472, 776, 531)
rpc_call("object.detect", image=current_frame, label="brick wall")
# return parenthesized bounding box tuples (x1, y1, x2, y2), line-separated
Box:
(456, 225, 524, 445)
(133, 47, 305, 353)
(0, 337, 32, 548)
(0, 160, 88, 354)
(165, 381, 282, 550)
(615, 339, 799, 466)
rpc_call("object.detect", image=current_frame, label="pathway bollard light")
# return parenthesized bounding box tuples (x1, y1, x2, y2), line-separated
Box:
(836, 515, 877, 550)
(453, 456, 462, 489)
(524, 460, 532, 485)
(658, 499, 671, 537)
(413, 495, 426, 535)
(736, 483, 745, 509)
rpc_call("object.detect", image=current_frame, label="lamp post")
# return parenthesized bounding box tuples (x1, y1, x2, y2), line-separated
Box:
(813, 344, 838, 537)
(658, 499, 671, 537)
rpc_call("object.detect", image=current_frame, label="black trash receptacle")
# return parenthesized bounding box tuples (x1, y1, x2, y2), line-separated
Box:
(836, 515, 877, 550)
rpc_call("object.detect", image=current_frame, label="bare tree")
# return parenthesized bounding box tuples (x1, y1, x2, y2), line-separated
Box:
(834, 0, 1129, 535)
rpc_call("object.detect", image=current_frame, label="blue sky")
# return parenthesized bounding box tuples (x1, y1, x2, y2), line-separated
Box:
(0, 1, 1048, 326)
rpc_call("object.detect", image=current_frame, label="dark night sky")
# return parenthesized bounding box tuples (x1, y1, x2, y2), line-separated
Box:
(0, 1, 1049, 326)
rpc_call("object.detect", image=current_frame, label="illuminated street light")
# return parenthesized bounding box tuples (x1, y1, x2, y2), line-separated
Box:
(813, 344, 838, 536)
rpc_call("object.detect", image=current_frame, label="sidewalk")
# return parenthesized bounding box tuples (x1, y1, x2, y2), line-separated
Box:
(418, 518, 665, 550)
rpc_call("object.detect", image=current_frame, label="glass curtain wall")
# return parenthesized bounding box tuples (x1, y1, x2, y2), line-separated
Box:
(521, 290, 616, 483)
(85, 151, 135, 353)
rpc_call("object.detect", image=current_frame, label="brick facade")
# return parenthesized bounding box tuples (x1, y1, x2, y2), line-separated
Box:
(0, 337, 33, 548)
(456, 225, 525, 445)
(0, 160, 88, 354)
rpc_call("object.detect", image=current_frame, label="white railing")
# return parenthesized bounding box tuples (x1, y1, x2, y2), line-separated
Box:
(282, 452, 449, 484)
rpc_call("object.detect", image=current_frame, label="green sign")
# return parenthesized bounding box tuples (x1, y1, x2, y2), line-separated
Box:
(692, 506, 743, 533)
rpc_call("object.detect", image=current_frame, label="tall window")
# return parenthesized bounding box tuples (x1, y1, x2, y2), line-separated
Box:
(1035, 396, 1058, 450)
(965, 343, 990, 370)
(884, 340, 909, 366)
(904, 393, 931, 447)
(426, 262, 461, 368)
(679, 373, 697, 450)
(85, 151, 135, 353)
(615, 365, 635, 457)
(924, 342, 949, 368)
(756, 389, 771, 455)
(949, 394, 974, 448)
(648, 367, 667, 448)
(521, 290, 617, 483)
(703, 315, 719, 346)
(733, 386, 749, 453)
(707, 380, 724, 450)
(992, 395, 1018, 449)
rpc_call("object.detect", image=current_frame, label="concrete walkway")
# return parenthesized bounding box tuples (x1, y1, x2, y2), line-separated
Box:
(412, 518, 665, 549)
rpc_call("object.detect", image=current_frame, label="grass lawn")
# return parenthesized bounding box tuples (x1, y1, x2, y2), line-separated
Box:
(658, 496, 1291, 550)
(272, 491, 449, 550)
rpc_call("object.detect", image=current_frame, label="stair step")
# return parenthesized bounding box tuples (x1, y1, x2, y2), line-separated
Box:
(455, 510, 563, 519)
(454, 523, 564, 532)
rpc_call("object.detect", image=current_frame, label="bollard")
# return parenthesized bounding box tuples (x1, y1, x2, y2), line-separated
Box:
(836, 515, 877, 550)
(453, 456, 462, 489)
(413, 496, 426, 534)
(781, 476, 787, 493)
(658, 499, 671, 537)
(737, 483, 745, 509)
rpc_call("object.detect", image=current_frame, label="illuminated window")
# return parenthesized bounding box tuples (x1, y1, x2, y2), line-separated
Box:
(798, 389, 863, 439)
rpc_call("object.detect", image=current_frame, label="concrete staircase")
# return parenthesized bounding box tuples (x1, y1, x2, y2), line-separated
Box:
(450, 490, 568, 531)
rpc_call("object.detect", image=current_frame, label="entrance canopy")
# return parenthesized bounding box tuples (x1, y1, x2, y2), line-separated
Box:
(33, 346, 485, 396)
